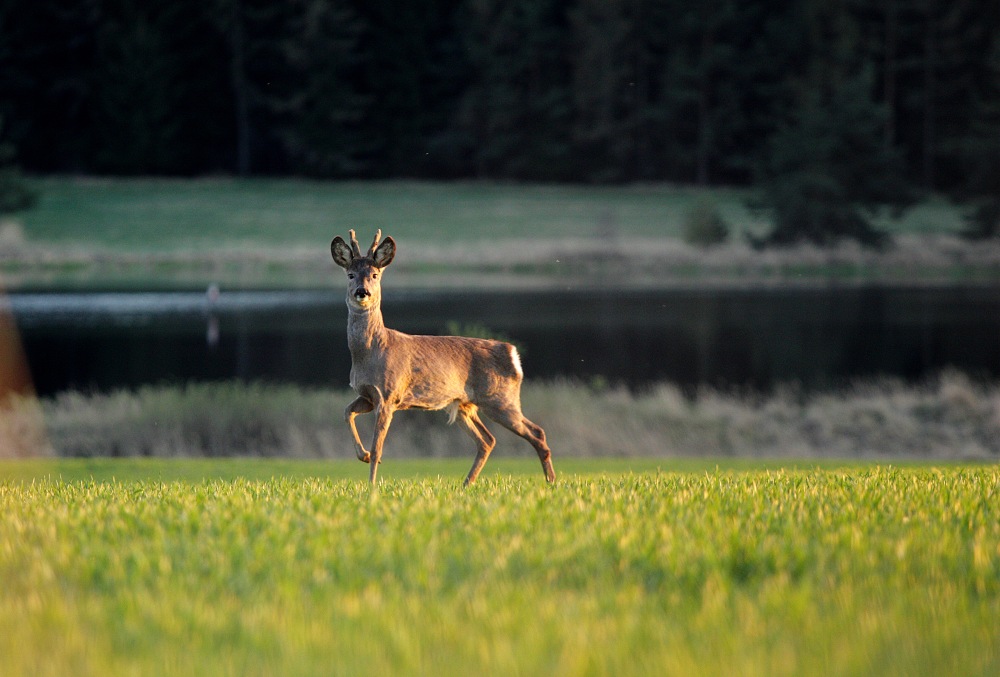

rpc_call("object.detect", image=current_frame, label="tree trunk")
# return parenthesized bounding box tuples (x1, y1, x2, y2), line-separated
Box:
(696, 24, 714, 186)
(922, 0, 936, 189)
(230, 0, 251, 176)
(883, 0, 897, 146)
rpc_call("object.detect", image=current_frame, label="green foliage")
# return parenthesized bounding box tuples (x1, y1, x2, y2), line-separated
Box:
(954, 40, 1000, 240)
(568, 0, 754, 183)
(0, 165, 35, 215)
(457, 0, 574, 179)
(0, 466, 998, 675)
(0, 119, 36, 214)
(681, 197, 729, 246)
(4, 0, 998, 187)
(961, 200, 1000, 240)
(269, 0, 368, 176)
(754, 71, 915, 248)
(91, 6, 189, 173)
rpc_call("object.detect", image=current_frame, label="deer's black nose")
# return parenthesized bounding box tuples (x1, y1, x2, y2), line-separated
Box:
(354, 289, 370, 299)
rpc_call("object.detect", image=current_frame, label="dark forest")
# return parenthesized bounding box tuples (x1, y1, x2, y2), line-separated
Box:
(2, 0, 998, 198)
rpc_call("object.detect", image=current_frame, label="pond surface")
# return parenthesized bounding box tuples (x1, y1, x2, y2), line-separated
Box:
(11, 285, 1000, 395)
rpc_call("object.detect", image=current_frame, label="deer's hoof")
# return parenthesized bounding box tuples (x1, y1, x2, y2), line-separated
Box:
(543, 461, 556, 483)
(357, 451, 371, 463)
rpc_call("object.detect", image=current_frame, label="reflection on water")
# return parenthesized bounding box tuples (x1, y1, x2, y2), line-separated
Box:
(12, 286, 1000, 395)
(11, 290, 334, 322)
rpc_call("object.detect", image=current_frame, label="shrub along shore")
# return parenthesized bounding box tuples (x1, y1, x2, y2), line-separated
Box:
(4, 372, 997, 460)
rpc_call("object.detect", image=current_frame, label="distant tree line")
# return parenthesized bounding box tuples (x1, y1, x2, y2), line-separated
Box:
(2, 0, 999, 237)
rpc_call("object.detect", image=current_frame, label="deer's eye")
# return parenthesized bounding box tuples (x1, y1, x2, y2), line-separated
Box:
(372, 272, 378, 279)
(348, 273, 355, 279)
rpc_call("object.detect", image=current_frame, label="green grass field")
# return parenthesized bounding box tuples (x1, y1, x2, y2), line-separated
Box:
(5, 177, 988, 290)
(17, 178, 759, 251)
(19, 177, 963, 250)
(2, 459, 997, 676)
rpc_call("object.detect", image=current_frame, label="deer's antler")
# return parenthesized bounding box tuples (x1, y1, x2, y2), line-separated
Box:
(348, 230, 364, 258)
(367, 229, 383, 258)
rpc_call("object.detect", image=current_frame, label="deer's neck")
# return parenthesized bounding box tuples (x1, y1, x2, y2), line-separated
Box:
(347, 304, 387, 356)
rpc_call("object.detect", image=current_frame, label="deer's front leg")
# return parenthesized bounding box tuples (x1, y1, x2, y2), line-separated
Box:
(345, 396, 374, 463)
(368, 401, 394, 485)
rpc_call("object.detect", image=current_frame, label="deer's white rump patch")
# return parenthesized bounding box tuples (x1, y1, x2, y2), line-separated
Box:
(510, 345, 523, 378)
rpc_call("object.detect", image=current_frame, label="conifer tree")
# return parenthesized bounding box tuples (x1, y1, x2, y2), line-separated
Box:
(754, 70, 914, 247)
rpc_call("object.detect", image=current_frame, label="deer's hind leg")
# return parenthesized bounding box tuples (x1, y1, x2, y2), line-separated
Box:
(481, 403, 556, 484)
(456, 404, 497, 486)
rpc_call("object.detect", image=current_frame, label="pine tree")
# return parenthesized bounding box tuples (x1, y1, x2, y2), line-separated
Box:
(755, 69, 914, 247)
(456, 0, 572, 179)
(91, 3, 189, 173)
(954, 39, 1000, 239)
(269, 0, 368, 176)
(0, 117, 36, 214)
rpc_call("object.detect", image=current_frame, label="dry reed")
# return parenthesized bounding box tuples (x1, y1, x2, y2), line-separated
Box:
(16, 371, 999, 460)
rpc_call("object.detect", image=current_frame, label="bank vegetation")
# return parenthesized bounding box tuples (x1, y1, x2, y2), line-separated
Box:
(5, 232, 1000, 291)
(3, 371, 998, 461)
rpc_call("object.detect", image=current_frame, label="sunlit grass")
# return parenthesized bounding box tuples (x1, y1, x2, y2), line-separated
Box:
(1, 464, 997, 676)
(0, 456, 887, 485)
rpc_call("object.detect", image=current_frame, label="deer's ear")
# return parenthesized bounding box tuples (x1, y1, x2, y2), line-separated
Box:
(373, 236, 396, 268)
(331, 237, 354, 269)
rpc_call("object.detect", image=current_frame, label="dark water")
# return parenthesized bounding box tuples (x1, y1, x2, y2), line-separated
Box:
(11, 286, 1000, 395)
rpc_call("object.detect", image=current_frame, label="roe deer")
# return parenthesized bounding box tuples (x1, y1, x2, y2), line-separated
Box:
(330, 230, 556, 485)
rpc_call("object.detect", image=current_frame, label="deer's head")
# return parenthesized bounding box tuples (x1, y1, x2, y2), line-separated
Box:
(331, 230, 396, 311)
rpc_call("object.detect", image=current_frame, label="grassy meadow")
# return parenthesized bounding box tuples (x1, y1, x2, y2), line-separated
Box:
(1, 461, 998, 676)
(17, 178, 770, 248)
(3, 177, 995, 289)
(2, 178, 998, 675)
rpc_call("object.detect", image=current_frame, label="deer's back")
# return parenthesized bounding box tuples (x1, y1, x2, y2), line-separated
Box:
(356, 330, 522, 409)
